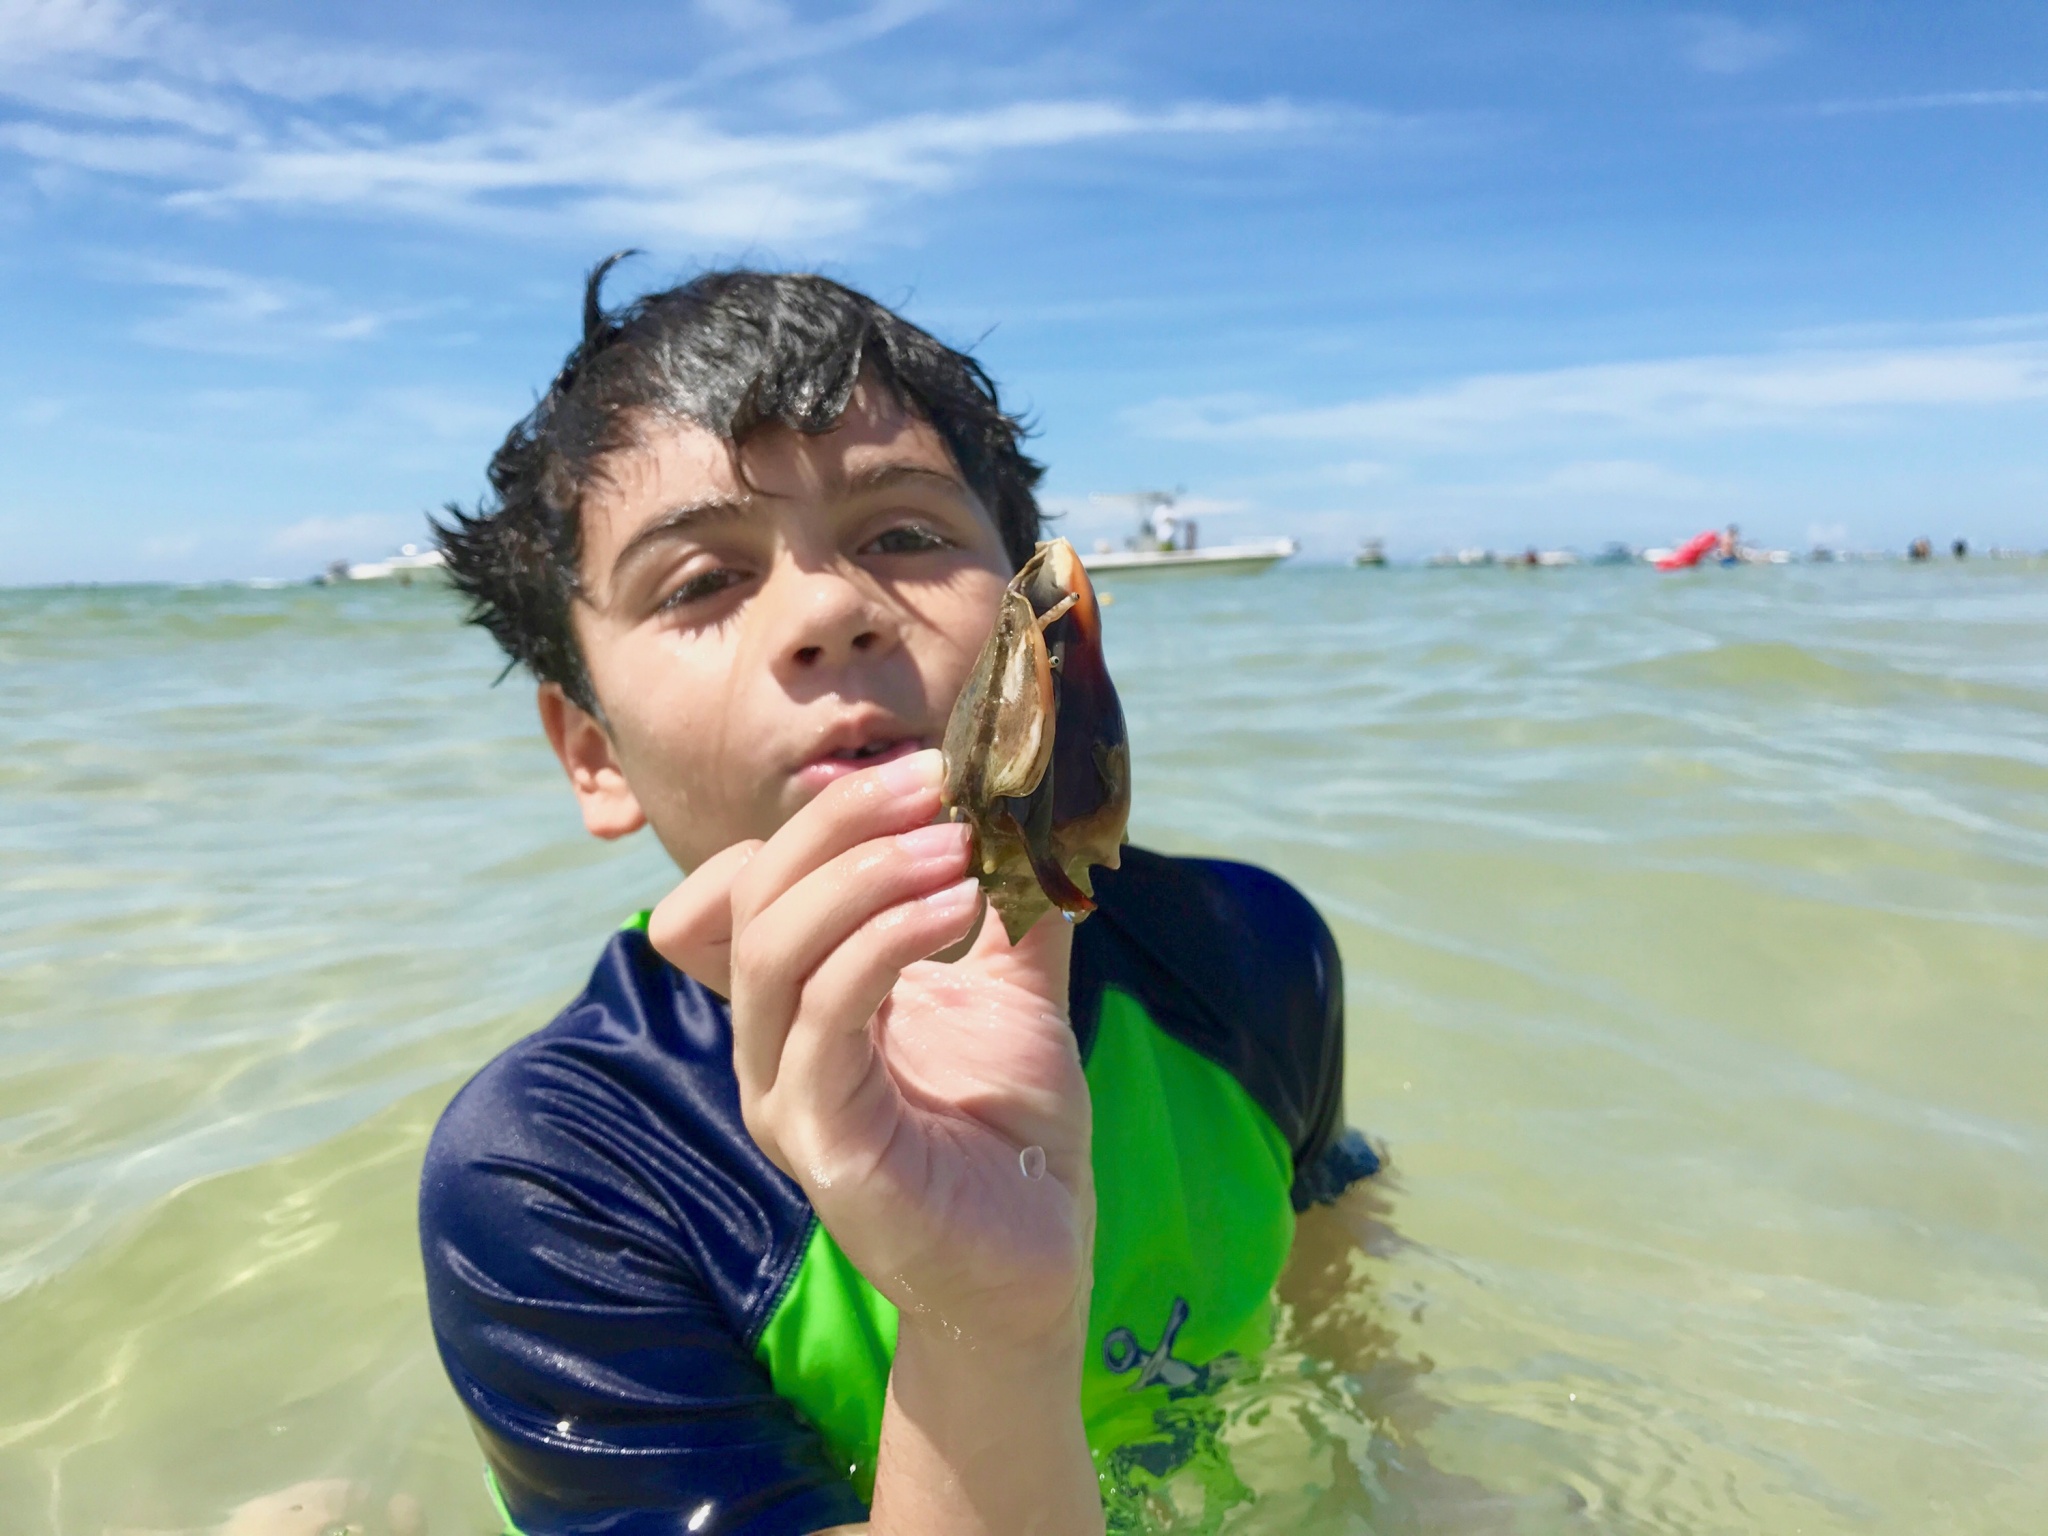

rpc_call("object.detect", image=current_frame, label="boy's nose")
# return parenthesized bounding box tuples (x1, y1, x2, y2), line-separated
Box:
(791, 629, 880, 667)
(775, 568, 899, 675)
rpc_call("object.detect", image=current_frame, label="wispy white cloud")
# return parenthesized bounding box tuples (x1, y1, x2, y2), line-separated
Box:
(689, 0, 949, 84)
(0, 0, 158, 64)
(3, 71, 247, 133)
(0, 0, 1320, 245)
(1679, 13, 1798, 75)
(1774, 311, 2048, 348)
(154, 96, 1317, 242)
(1129, 340, 2048, 450)
(1, 0, 497, 101)
(1808, 88, 2048, 118)
(104, 255, 416, 353)
(1, 119, 211, 177)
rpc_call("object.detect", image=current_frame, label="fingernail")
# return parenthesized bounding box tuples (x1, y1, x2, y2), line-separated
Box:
(921, 876, 979, 909)
(896, 821, 968, 858)
(878, 748, 944, 796)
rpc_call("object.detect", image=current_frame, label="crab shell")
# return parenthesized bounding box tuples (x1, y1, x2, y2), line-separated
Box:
(940, 538, 1131, 943)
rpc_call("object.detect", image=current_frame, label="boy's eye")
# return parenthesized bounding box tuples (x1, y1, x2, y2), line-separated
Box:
(863, 523, 952, 556)
(658, 565, 748, 611)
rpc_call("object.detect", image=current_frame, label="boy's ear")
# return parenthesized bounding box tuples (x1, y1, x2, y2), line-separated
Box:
(537, 682, 647, 840)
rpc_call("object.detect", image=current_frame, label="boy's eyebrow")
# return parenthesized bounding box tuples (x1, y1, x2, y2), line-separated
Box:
(609, 460, 973, 585)
(841, 461, 971, 500)
(610, 496, 751, 584)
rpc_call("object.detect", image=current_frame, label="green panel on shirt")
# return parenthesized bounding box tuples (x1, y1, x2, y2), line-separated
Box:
(752, 1214, 899, 1496)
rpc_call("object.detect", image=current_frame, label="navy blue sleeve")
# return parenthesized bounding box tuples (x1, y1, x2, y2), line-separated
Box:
(419, 936, 864, 1536)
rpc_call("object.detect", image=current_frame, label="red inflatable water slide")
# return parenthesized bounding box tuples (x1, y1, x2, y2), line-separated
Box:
(1656, 530, 1720, 571)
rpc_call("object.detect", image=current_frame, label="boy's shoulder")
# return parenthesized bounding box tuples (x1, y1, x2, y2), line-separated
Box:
(417, 924, 872, 1530)
(1076, 847, 1352, 1182)
(420, 919, 814, 1343)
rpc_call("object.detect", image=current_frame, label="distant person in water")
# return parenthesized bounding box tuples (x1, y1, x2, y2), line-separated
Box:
(420, 260, 1379, 1536)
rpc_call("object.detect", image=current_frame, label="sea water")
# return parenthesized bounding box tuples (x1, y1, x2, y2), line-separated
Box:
(2, 563, 2044, 1534)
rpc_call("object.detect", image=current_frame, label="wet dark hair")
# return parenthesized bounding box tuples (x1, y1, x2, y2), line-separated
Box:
(434, 257, 1045, 713)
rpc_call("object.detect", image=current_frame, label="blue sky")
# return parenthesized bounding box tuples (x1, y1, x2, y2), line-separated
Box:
(2, 0, 2045, 582)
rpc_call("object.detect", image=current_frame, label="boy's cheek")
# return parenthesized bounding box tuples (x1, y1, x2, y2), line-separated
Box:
(626, 707, 797, 864)
(924, 575, 1008, 699)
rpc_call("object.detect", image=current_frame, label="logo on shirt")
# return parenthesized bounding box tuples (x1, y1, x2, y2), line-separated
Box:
(1102, 1296, 1238, 1397)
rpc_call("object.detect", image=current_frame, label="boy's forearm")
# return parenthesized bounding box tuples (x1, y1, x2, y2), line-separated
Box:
(866, 1314, 1104, 1536)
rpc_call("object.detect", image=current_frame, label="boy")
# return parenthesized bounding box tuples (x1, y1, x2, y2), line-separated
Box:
(422, 261, 1379, 1536)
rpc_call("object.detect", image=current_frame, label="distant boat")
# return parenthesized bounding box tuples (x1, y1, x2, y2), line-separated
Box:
(325, 544, 448, 584)
(1079, 492, 1296, 578)
(1426, 546, 1576, 568)
(1353, 539, 1388, 567)
(1084, 539, 1298, 576)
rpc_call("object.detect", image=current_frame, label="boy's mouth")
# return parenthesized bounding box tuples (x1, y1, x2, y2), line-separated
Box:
(794, 733, 928, 791)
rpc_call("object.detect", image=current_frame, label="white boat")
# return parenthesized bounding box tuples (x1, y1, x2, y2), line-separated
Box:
(327, 544, 448, 584)
(1079, 492, 1297, 578)
(1083, 538, 1298, 576)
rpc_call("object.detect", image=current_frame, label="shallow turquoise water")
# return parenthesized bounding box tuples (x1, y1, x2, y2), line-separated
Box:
(2, 564, 2045, 1533)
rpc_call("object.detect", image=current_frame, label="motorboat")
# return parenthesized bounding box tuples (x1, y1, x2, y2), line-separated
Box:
(1084, 539, 1298, 576)
(323, 544, 448, 584)
(1080, 493, 1297, 578)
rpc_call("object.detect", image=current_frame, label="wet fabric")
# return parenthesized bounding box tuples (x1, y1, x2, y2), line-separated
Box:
(419, 849, 1376, 1536)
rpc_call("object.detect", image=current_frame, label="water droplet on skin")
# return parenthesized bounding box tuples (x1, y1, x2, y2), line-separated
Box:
(1020, 1145, 1047, 1180)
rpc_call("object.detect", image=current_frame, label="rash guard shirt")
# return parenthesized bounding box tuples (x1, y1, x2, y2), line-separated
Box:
(419, 848, 1379, 1536)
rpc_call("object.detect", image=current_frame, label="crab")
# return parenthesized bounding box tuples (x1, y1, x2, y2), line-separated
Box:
(940, 538, 1131, 943)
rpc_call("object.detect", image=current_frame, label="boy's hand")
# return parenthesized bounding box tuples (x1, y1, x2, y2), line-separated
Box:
(652, 746, 1104, 1535)
(649, 747, 1095, 1355)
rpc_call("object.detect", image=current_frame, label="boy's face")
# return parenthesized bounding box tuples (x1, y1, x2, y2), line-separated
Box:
(541, 375, 1014, 870)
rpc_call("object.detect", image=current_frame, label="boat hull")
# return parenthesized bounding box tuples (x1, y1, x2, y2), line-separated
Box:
(1080, 539, 1297, 578)
(342, 552, 448, 583)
